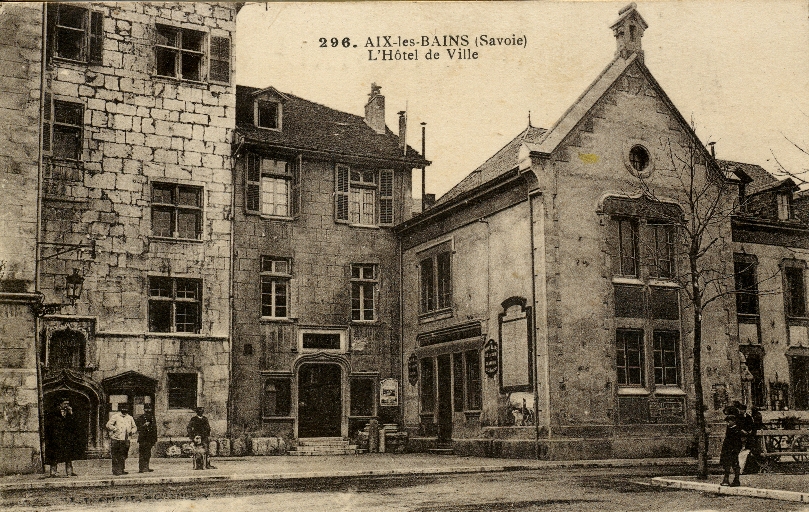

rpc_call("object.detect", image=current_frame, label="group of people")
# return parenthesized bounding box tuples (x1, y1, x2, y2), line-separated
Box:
(719, 400, 764, 487)
(46, 399, 215, 477)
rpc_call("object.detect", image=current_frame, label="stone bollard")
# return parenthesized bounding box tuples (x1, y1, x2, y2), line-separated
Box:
(368, 419, 379, 453)
(218, 438, 231, 457)
(379, 426, 386, 453)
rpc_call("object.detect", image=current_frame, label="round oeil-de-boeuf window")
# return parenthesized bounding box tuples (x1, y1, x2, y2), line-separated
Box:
(629, 145, 650, 174)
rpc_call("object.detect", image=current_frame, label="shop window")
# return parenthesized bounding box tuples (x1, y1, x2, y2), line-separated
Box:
(420, 358, 435, 413)
(167, 373, 197, 409)
(245, 153, 298, 217)
(151, 183, 202, 239)
(350, 378, 375, 417)
(46, 4, 103, 64)
(351, 264, 377, 322)
(261, 257, 291, 318)
(263, 377, 291, 417)
(148, 277, 202, 333)
(653, 331, 681, 386)
(616, 329, 644, 387)
(42, 95, 83, 161)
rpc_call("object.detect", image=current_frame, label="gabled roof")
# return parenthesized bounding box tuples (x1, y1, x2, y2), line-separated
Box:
(435, 125, 547, 207)
(235, 85, 428, 166)
(610, 3, 648, 31)
(717, 159, 778, 194)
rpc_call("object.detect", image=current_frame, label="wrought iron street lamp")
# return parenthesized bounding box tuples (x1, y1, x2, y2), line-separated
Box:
(64, 268, 84, 304)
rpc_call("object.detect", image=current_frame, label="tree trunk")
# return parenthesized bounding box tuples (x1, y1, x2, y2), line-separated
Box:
(691, 255, 709, 479)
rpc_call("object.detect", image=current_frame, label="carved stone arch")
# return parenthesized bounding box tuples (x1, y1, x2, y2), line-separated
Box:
(292, 352, 352, 375)
(293, 353, 350, 438)
(43, 369, 105, 457)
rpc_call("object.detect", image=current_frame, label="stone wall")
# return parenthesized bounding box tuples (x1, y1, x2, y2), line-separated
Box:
(0, 2, 44, 474)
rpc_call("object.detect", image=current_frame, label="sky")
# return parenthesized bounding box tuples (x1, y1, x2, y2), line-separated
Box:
(235, 1, 809, 199)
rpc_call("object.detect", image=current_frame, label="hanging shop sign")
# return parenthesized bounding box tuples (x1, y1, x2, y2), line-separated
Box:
(407, 353, 419, 386)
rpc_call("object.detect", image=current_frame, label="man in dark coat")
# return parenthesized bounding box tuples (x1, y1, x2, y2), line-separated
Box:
(45, 398, 80, 477)
(186, 407, 215, 469)
(135, 404, 157, 473)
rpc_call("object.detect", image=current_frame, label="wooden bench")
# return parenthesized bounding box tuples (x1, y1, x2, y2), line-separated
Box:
(754, 429, 809, 472)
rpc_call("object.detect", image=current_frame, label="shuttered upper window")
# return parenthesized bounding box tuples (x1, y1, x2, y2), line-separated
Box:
(334, 166, 395, 226)
(154, 24, 231, 84)
(46, 4, 104, 64)
(244, 153, 299, 218)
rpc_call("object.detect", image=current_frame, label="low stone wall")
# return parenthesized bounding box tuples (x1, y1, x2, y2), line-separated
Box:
(153, 437, 288, 457)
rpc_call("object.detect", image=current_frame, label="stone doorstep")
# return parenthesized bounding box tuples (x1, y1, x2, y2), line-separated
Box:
(651, 477, 809, 503)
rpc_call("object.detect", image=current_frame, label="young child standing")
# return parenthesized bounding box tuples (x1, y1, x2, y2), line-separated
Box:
(720, 407, 748, 486)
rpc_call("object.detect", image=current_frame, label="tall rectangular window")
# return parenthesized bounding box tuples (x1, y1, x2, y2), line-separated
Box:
(648, 223, 674, 279)
(155, 24, 204, 81)
(261, 257, 290, 318)
(43, 95, 84, 161)
(616, 218, 638, 277)
(151, 183, 202, 239)
(256, 100, 280, 129)
(465, 350, 482, 410)
(245, 153, 295, 217)
(148, 277, 202, 333)
(419, 247, 452, 314)
(420, 358, 435, 413)
(653, 331, 680, 386)
(167, 373, 197, 409)
(334, 166, 394, 226)
(47, 4, 103, 64)
(351, 264, 376, 322)
(734, 258, 759, 316)
(785, 266, 806, 317)
(616, 329, 644, 386)
(778, 193, 792, 221)
(349, 170, 376, 225)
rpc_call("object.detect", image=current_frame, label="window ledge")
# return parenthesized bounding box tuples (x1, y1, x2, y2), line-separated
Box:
(649, 280, 680, 288)
(149, 236, 204, 244)
(260, 214, 294, 222)
(418, 308, 454, 324)
(617, 387, 651, 396)
(261, 416, 294, 421)
(612, 277, 644, 286)
(152, 75, 213, 89)
(146, 332, 216, 339)
(349, 224, 381, 230)
(351, 320, 380, 326)
(254, 125, 282, 132)
(654, 387, 686, 396)
(260, 317, 295, 324)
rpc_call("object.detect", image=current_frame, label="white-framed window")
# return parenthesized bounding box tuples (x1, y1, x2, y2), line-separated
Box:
(154, 24, 231, 84)
(261, 257, 291, 318)
(335, 165, 394, 226)
(351, 264, 377, 322)
(255, 99, 282, 130)
(46, 4, 103, 64)
(245, 153, 299, 217)
(419, 247, 452, 314)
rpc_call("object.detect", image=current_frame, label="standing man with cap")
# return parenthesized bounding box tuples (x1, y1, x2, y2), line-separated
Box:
(106, 403, 137, 475)
(135, 403, 157, 473)
(186, 407, 215, 469)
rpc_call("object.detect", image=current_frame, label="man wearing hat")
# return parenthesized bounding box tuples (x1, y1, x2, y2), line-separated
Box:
(186, 407, 215, 469)
(135, 403, 157, 473)
(45, 397, 80, 477)
(106, 403, 137, 475)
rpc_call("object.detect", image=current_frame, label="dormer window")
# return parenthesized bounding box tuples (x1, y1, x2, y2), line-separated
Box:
(778, 192, 792, 221)
(256, 100, 281, 130)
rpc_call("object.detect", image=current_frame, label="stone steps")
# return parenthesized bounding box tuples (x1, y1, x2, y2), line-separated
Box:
(290, 437, 358, 456)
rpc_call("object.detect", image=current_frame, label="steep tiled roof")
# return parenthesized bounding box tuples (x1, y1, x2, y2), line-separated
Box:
(435, 125, 547, 206)
(235, 85, 427, 165)
(718, 159, 777, 194)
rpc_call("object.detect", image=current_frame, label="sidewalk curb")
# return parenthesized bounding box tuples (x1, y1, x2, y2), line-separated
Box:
(651, 477, 809, 503)
(1, 458, 694, 492)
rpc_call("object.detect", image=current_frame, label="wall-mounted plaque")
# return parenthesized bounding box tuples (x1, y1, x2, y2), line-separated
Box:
(484, 339, 498, 377)
(380, 378, 398, 407)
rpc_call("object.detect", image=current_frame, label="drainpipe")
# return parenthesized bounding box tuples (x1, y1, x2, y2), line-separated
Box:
(528, 191, 541, 458)
(421, 123, 426, 212)
(33, 4, 49, 473)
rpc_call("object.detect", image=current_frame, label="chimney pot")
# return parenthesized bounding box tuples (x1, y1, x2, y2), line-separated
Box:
(398, 111, 407, 152)
(364, 83, 386, 135)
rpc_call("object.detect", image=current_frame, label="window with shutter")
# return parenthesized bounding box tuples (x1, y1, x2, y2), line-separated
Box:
(42, 95, 84, 161)
(335, 164, 350, 222)
(379, 169, 394, 225)
(245, 153, 262, 213)
(46, 5, 104, 64)
(209, 36, 230, 83)
(290, 155, 302, 217)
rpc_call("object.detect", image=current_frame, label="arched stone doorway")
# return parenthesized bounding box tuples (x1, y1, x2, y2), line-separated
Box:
(43, 369, 104, 459)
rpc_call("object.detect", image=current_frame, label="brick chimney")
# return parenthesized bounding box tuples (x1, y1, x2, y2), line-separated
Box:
(398, 110, 407, 153)
(610, 3, 648, 60)
(364, 83, 386, 135)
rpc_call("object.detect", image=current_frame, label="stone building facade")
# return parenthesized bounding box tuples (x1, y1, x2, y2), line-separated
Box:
(727, 162, 809, 423)
(396, 5, 743, 459)
(0, 2, 45, 474)
(22, 2, 238, 465)
(229, 84, 428, 447)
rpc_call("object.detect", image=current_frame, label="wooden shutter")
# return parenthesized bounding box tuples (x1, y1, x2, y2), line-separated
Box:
(209, 36, 231, 83)
(89, 11, 104, 64)
(45, 4, 56, 62)
(42, 92, 52, 154)
(335, 164, 349, 222)
(290, 154, 302, 217)
(379, 169, 394, 225)
(245, 153, 261, 214)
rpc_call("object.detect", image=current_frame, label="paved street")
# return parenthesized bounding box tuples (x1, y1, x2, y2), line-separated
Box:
(3, 464, 802, 512)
